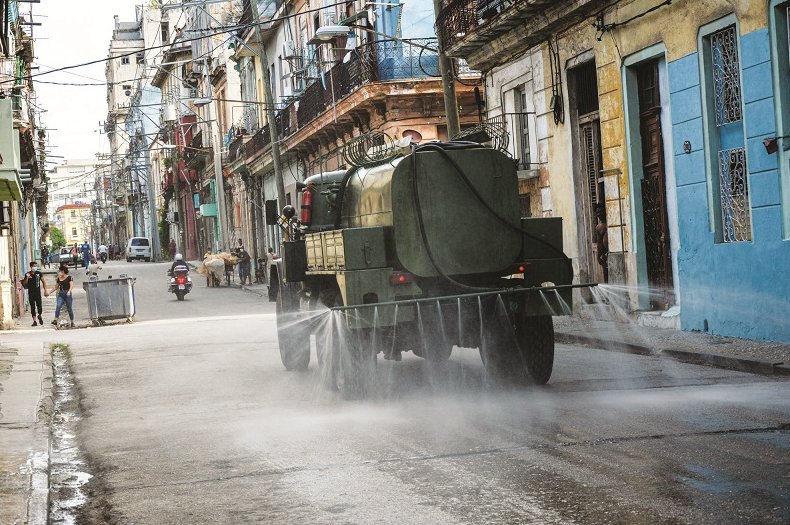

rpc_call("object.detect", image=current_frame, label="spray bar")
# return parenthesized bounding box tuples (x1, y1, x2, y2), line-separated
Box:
(329, 282, 598, 312)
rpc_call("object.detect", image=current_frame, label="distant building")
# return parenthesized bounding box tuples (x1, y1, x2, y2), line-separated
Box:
(54, 204, 92, 246)
(47, 159, 96, 220)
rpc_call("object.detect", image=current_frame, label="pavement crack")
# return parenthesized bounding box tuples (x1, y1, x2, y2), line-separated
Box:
(110, 424, 789, 492)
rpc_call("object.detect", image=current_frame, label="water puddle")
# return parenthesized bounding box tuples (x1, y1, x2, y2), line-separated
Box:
(49, 344, 93, 525)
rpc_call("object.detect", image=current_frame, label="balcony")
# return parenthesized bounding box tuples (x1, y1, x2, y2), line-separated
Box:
(184, 130, 208, 169)
(437, 0, 606, 70)
(241, 38, 440, 163)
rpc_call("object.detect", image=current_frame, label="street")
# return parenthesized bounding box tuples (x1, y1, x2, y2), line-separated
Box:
(3, 261, 788, 524)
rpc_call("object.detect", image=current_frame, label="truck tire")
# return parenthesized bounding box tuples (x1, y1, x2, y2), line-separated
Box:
(515, 315, 554, 385)
(335, 329, 376, 399)
(480, 308, 554, 386)
(276, 281, 311, 371)
(315, 286, 375, 398)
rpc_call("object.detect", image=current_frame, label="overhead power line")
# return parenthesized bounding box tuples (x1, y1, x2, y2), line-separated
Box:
(0, 0, 352, 86)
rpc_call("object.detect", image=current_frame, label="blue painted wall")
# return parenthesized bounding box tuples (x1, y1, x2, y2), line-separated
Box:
(668, 28, 790, 342)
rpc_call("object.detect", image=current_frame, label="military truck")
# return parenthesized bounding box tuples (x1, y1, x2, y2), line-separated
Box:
(271, 137, 580, 396)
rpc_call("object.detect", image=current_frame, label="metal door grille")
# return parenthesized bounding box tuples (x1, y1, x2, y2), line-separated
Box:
(718, 148, 751, 242)
(711, 26, 742, 126)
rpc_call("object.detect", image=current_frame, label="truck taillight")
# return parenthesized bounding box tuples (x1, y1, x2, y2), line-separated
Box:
(300, 183, 313, 225)
(389, 272, 413, 285)
(514, 262, 530, 274)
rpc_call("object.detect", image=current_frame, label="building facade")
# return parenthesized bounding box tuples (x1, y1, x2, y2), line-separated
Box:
(54, 203, 92, 246)
(223, 0, 481, 265)
(0, 1, 47, 328)
(439, 0, 790, 342)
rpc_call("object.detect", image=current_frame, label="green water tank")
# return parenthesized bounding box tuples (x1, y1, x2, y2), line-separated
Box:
(342, 147, 522, 277)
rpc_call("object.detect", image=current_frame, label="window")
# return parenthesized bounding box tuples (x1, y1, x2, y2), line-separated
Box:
(131, 238, 150, 247)
(70, 210, 76, 219)
(515, 87, 531, 168)
(270, 63, 277, 101)
(161, 22, 169, 44)
(121, 56, 130, 65)
(71, 228, 77, 238)
(519, 194, 532, 217)
(704, 24, 751, 242)
(122, 84, 132, 91)
(136, 52, 145, 65)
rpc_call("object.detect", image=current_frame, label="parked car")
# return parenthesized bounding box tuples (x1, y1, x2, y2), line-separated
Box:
(126, 237, 152, 262)
(49, 246, 84, 267)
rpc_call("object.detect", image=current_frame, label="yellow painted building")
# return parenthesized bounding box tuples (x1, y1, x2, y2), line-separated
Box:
(54, 204, 92, 246)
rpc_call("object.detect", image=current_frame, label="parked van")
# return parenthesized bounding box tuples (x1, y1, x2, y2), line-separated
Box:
(126, 237, 152, 262)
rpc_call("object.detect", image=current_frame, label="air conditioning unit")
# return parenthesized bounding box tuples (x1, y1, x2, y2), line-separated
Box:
(282, 40, 297, 59)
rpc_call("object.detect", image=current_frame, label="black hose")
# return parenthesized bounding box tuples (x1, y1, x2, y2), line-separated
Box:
(410, 144, 491, 292)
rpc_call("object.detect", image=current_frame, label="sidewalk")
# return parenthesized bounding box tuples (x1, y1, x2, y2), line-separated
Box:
(0, 340, 52, 524)
(554, 316, 790, 376)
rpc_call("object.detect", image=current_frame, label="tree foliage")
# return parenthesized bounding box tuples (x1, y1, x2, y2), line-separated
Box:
(50, 226, 66, 250)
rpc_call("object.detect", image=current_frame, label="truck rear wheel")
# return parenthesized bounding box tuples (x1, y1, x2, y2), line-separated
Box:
(481, 311, 554, 386)
(275, 281, 311, 371)
(315, 286, 376, 398)
(335, 330, 376, 399)
(515, 315, 554, 385)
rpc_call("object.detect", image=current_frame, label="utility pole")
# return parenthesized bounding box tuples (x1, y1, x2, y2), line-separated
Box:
(432, 0, 460, 138)
(249, 0, 286, 217)
(142, 142, 160, 261)
(170, 144, 186, 257)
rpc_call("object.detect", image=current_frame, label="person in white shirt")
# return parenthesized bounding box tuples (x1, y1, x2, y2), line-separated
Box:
(86, 256, 102, 278)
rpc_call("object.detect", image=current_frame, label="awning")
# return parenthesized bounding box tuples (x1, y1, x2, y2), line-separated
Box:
(0, 168, 21, 200)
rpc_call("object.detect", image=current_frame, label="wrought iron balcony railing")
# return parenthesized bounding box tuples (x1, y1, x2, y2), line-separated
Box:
(239, 38, 440, 162)
(436, 0, 558, 55)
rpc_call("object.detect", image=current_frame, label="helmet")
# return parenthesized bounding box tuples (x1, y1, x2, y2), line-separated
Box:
(175, 253, 183, 261)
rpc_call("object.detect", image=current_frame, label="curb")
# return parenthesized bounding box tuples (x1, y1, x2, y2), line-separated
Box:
(555, 333, 789, 377)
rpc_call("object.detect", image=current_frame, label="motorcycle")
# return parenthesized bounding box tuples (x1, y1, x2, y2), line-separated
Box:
(99, 252, 107, 263)
(167, 267, 193, 301)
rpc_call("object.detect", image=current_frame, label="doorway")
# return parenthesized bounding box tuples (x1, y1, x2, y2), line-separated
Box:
(568, 60, 607, 286)
(636, 60, 674, 309)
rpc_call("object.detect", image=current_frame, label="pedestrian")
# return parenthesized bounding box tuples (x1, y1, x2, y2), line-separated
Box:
(115, 243, 121, 261)
(594, 204, 609, 283)
(80, 240, 91, 268)
(70, 243, 79, 269)
(255, 257, 266, 284)
(267, 247, 278, 302)
(168, 239, 176, 259)
(238, 246, 251, 285)
(86, 255, 102, 278)
(48, 266, 75, 328)
(41, 245, 50, 269)
(21, 261, 48, 326)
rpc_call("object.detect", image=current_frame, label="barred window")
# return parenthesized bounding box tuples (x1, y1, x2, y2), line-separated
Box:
(707, 24, 752, 242)
(711, 26, 743, 126)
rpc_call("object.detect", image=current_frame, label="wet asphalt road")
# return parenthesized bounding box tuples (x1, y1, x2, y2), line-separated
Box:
(7, 261, 789, 524)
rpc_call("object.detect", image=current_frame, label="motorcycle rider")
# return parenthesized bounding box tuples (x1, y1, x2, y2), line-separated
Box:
(98, 243, 108, 263)
(170, 253, 189, 275)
